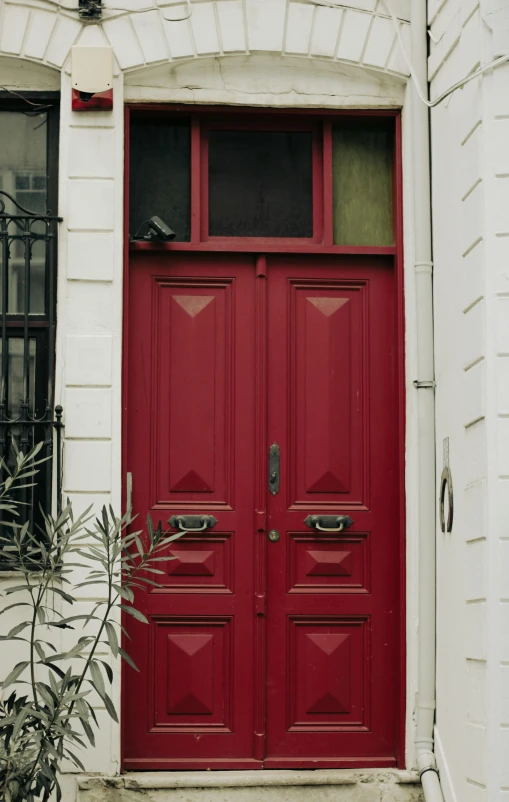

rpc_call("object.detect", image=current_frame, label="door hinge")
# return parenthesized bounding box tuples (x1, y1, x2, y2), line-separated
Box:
(254, 732, 265, 761)
(255, 593, 266, 617)
(255, 509, 267, 532)
(256, 255, 267, 278)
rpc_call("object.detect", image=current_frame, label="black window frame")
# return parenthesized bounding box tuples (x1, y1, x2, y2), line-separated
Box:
(0, 92, 62, 560)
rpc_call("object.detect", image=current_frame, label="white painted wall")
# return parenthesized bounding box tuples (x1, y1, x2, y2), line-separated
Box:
(0, 0, 429, 791)
(430, 1, 509, 801)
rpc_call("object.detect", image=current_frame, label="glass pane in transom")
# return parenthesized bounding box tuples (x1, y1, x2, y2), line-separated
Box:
(208, 130, 313, 238)
(332, 122, 393, 246)
(130, 118, 191, 242)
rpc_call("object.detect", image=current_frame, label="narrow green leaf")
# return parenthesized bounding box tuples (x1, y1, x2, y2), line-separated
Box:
(105, 620, 119, 657)
(81, 717, 96, 747)
(118, 647, 139, 672)
(102, 691, 118, 722)
(2, 661, 29, 688)
(99, 660, 114, 683)
(120, 604, 148, 624)
(90, 660, 105, 699)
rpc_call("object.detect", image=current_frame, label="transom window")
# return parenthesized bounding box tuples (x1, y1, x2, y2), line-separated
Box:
(128, 110, 396, 251)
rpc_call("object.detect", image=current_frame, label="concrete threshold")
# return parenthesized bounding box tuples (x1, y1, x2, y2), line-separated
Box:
(79, 769, 421, 790)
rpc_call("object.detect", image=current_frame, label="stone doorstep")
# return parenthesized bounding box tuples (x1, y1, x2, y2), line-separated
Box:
(78, 769, 421, 790)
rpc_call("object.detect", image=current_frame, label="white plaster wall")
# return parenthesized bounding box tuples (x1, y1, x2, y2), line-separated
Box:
(0, 0, 421, 785)
(430, 1, 509, 801)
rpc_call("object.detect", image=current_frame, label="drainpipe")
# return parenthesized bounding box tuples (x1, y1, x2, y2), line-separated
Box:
(411, 0, 444, 800)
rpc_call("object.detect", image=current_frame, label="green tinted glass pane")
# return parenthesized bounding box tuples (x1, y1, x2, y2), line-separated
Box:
(332, 123, 393, 246)
(129, 119, 190, 242)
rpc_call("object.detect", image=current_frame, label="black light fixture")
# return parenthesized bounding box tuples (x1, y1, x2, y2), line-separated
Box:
(132, 216, 176, 242)
(79, 0, 102, 19)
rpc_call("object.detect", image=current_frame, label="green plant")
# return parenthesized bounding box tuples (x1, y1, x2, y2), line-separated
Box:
(0, 445, 184, 802)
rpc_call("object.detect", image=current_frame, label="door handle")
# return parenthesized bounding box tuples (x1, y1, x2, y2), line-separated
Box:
(168, 514, 218, 532)
(304, 514, 354, 533)
(269, 443, 280, 495)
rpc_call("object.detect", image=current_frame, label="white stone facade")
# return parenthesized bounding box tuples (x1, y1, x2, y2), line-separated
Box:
(0, 0, 507, 799)
(430, 1, 509, 801)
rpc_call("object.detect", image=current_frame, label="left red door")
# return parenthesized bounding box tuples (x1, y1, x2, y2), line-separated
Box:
(123, 252, 258, 769)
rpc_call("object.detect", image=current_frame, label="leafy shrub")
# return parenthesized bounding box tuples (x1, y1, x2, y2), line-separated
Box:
(0, 445, 184, 801)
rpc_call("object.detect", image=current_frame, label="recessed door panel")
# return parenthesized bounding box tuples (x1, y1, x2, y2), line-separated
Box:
(287, 616, 370, 729)
(288, 531, 369, 593)
(151, 617, 233, 731)
(289, 280, 366, 507)
(153, 278, 234, 507)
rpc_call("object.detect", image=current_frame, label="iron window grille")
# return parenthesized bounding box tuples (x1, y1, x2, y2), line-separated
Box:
(0, 98, 62, 557)
(0, 189, 63, 544)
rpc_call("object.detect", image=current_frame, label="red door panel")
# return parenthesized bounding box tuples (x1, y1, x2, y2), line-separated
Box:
(124, 253, 401, 769)
(265, 257, 399, 767)
(291, 283, 365, 507)
(123, 253, 258, 770)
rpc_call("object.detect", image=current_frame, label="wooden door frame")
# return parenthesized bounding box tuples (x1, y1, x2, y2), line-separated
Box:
(121, 105, 407, 769)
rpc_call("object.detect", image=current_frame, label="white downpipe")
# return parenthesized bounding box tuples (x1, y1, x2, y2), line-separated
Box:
(411, 0, 444, 800)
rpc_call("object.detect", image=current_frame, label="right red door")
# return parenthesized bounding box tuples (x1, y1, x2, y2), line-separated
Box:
(265, 257, 400, 767)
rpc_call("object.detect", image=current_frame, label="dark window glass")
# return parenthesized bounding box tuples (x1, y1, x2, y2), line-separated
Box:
(2, 338, 37, 418)
(0, 111, 49, 315)
(129, 119, 191, 242)
(15, 175, 30, 190)
(332, 122, 393, 246)
(208, 130, 313, 238)
(0, 112, 48, 216)
(0, 101, 59, 560)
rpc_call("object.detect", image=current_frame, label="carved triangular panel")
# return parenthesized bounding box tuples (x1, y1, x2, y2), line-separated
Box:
(168, 550, 216, 576)
(173, 295, 215, 317)
(167, 633, 214, 716)
(306, 296, 349, 317)
(170, 469, 213, 493)
(307, 470, 348, 494)
(304, 632, 351, 715)
(305, 549, 353, 577)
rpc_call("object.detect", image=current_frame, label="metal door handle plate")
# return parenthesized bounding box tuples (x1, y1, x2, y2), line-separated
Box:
(304, 514, 354, 532)
(168, 514, 218, 532)
(316, 521, 344, 532)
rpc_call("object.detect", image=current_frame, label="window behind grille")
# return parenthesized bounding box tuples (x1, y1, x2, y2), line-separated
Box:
(0, 97, 61, 560)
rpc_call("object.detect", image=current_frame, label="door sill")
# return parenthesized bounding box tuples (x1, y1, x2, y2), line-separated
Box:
(80, 769, 420, 791)
(122, 758, 399, 773)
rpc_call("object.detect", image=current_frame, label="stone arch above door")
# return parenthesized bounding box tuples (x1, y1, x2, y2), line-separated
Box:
(0, 0, 410, 81)
(124, 54, 406, 107)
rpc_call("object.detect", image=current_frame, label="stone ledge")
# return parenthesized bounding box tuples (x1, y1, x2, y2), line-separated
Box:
(78, 769, 421, 790)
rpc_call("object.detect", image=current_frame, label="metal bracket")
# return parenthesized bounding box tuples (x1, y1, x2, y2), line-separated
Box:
(440, 437, 453, 533)
(413, 380, 436, 389)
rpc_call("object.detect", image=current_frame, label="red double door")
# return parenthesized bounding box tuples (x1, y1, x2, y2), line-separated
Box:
(123, 252, 401, 770)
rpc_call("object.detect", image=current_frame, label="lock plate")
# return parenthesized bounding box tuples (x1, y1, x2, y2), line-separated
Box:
(269, 443, 280, 495)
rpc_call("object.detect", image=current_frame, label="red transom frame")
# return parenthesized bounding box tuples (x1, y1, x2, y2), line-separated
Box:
(126, 106, 401, 256)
